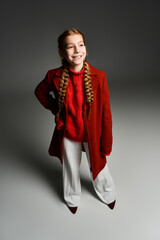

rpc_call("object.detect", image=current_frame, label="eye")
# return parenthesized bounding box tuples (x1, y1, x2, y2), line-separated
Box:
(67, 45, 73, 49)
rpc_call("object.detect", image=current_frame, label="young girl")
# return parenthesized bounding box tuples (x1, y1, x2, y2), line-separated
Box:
(34, 28, 116, 214)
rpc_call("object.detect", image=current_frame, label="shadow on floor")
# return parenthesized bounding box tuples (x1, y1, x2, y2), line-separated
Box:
(1, 94, 101, 204)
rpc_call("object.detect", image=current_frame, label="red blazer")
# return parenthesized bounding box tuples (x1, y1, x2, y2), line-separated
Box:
(34, 62, 113, 180)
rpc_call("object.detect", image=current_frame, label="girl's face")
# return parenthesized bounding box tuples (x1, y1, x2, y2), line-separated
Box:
(60, 34, 87, 71)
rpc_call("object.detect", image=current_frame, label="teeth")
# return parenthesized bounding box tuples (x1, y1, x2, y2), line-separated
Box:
(73, 56, 81, 58)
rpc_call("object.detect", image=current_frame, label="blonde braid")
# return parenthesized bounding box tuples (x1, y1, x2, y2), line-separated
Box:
(56, 60, 69, 122)
(83, 61, 94, 115)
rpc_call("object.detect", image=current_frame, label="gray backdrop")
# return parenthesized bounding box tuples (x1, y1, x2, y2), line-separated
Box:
(1, 1, 160, 240)
(1, 0, 160, 94)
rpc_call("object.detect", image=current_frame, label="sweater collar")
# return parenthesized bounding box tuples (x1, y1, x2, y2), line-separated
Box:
(68, 66, 84, 75)
(54, 62, 98, 76)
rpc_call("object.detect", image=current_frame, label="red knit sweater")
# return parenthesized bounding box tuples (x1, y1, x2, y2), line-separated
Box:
(64, 66, 87, 142)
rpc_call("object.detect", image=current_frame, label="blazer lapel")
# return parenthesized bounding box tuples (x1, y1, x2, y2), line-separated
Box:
(52, 67, 68, 107)
(53, 67, 62, 91)
(88, 62, 100, 91)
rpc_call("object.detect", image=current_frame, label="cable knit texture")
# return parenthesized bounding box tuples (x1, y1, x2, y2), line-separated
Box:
(65, 66, 87, 142)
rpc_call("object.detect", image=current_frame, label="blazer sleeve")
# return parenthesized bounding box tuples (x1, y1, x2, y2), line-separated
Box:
(34, 71, 58, 115)
(100, 73, 113, 156)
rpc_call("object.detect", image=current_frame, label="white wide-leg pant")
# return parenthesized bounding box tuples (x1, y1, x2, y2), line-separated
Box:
(62, 137, 116, 207)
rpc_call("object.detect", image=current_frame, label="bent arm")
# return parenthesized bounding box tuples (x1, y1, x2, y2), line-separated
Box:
(34, 71, 58, 115)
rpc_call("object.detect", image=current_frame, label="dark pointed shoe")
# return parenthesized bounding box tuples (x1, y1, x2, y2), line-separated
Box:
(107, 200, 116, 210)
(68, 206, 78, 214)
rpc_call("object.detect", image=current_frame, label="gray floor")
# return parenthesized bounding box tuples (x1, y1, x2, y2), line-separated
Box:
(1, 84, 160, 240)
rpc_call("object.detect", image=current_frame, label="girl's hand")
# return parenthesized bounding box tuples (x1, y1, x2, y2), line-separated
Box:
(55, 117, 64, 130)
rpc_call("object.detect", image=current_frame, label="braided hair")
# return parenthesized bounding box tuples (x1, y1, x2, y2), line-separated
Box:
(83, 60, 94, 114)
(55, 59, 69, 122)
(56, 28, 94, 121)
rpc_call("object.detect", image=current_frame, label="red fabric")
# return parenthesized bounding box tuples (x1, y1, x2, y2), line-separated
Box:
(34, 62, 113, 180)
(56, 117, 64, 130)
(65, 66, 87, 142)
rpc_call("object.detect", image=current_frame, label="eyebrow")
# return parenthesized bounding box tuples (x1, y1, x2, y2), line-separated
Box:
(65, 41, 84, 46)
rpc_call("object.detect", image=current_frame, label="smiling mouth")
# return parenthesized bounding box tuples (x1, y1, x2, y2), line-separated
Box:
(72, 55, 82, 59)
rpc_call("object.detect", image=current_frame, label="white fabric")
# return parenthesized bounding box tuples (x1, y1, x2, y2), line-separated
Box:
(62, 137, 116, 207)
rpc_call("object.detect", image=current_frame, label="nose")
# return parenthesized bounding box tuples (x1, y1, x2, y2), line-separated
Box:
(74, 45, 79, 53)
